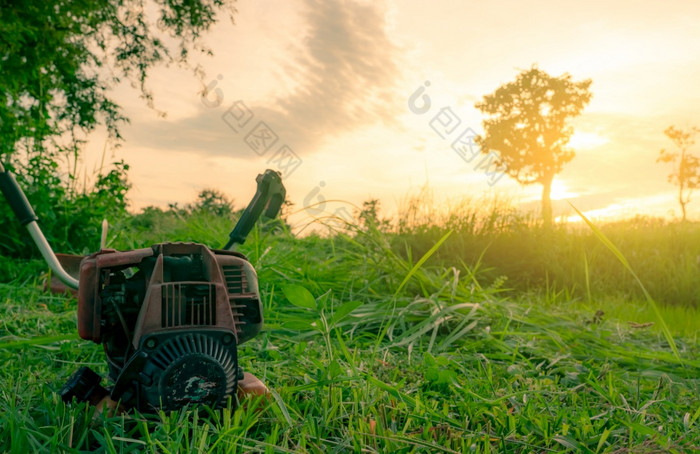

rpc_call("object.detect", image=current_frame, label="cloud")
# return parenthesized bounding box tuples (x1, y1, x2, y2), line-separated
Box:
(127, 0, 403, 160)
(276, 0, 402, 141)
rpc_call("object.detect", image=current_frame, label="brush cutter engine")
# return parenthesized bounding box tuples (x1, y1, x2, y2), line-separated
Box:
(0, 165, 285, 411)
(81, 243, 260, 410)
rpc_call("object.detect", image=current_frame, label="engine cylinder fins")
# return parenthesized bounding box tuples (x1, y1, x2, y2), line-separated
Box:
(140, 332, 238, 411)
(222, 264, 248, 294)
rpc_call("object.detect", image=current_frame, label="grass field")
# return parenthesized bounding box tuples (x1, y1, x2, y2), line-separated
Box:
(0, 208, 699, 453)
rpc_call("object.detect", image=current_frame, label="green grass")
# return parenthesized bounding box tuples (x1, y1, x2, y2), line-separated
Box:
(392, 193, 700, 309)
(0, 210, 699, 452)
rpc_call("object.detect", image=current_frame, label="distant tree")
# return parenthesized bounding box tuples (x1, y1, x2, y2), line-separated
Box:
(657, 125, 700, 221)
(358, 199, 390, 232)
(191, 189, 234, 217)
(475, 66, 592, 225)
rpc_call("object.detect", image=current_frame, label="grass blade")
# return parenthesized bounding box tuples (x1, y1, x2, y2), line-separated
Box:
(570, 203, 682, 363)
(0, 333, 79, 349)
(394, 229, 453, 298)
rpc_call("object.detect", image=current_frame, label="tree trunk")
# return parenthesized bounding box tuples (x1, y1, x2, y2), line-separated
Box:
(680, 149, 687, 222)
(541, 173, 554, 227)
(680, 186, 687, 222)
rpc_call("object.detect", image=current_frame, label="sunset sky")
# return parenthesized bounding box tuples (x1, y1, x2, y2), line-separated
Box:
(83, 0, 700, 228)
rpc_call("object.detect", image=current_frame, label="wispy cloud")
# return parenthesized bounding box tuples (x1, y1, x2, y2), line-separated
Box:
(275, 0, 402, 139)
(128, 0, 403, 159)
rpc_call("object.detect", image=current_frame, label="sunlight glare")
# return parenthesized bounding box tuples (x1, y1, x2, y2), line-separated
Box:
(550, 180, 579, 201)
(569, 131, 609, 150)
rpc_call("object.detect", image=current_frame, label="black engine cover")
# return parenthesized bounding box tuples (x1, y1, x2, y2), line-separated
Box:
(113, 331, 240, 411)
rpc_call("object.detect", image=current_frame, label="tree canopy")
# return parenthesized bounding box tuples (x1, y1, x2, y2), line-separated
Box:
(475, 66, 592, 225)
(0, 0, 234, 158)
(0, 0, 234, 256)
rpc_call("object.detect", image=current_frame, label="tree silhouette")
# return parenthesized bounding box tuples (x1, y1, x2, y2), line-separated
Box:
(657, 125, 700, 221)
(475, 66, 592, 225)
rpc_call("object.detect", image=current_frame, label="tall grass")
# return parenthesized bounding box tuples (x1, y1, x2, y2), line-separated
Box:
(0, 203, 698, 452)
(391, 191, 700, 309)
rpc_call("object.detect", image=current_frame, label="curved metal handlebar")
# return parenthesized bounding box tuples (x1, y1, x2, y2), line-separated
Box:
(0, 162, 79, 289)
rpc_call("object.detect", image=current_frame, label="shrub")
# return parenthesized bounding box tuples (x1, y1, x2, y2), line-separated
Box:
(0, 155, 130, 257)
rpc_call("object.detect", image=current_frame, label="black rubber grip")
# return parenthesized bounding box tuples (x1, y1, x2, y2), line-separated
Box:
(265, 192, 285, 219)
(223, 169, 286, 249)
(0, 169, 39, 225)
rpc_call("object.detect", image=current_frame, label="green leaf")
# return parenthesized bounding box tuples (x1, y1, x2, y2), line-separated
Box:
(329, 300, 363, 327)
(437, 369, 457, 385)
(596, 428, 612, 453)
(328, 359, 343, 379)
(691, 405, 700, 425)
(621, 420, 669, 444)
(423, 352, 437, 367)
(294, 341, 308, 355)
(425, 366, 439, 383)
(282, 285, 316, 309)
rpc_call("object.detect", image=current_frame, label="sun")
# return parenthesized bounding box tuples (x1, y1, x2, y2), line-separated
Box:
(569, 131, 609, 150)
(550, 180, 579, 201)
